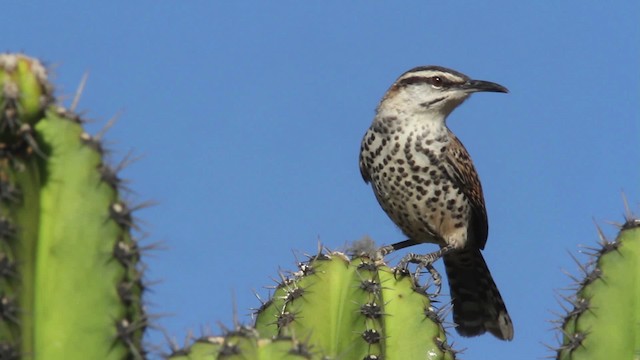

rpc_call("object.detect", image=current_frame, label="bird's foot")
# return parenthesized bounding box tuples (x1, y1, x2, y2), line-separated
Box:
(389, 244, 457, 294)
(393, 252, 443, 294)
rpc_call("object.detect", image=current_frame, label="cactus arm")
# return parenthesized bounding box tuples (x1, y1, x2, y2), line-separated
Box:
(32, 108, 134, 358)
(0, 53, 51, 356)
(558, 221, 640, 359)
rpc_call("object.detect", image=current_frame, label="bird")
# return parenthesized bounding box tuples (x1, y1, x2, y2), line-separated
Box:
(358, 65, 514, 340)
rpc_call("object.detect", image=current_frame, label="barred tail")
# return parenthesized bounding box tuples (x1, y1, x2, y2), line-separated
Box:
(443, 248, 514, 340)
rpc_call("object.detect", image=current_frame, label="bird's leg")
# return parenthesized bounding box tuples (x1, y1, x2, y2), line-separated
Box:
(394, 244, 457, 294)
(377, 239, 420, 257)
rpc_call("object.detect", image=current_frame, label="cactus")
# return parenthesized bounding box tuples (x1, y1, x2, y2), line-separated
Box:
(0, 54, 146, 359)
(169, 248, 457, 360)
(555, 215, 640, 359)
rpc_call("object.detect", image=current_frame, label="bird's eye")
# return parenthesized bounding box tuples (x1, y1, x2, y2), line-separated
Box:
(430, 76, 443, 87)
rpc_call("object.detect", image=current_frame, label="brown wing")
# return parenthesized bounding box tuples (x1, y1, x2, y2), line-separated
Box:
(444, 130, 489, 249)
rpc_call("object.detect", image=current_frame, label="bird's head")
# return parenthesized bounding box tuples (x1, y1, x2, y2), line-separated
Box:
(379, 65, 508, 119)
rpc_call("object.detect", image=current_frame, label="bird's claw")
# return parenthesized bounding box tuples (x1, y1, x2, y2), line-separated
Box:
(417, 262, 443, 295)
(392, 259, 411, 280)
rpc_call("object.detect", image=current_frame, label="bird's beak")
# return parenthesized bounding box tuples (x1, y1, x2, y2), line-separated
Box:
(460, 79, 509, 94)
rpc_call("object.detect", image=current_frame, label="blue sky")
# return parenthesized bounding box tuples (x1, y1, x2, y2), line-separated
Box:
(6, 2, 639, 359)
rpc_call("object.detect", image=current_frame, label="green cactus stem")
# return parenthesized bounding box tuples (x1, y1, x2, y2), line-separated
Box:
(556, 217, 640, 359)
(0, 53, 146, 359)
(254, 250, 455, 360)
(172, 248, 456, 360)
